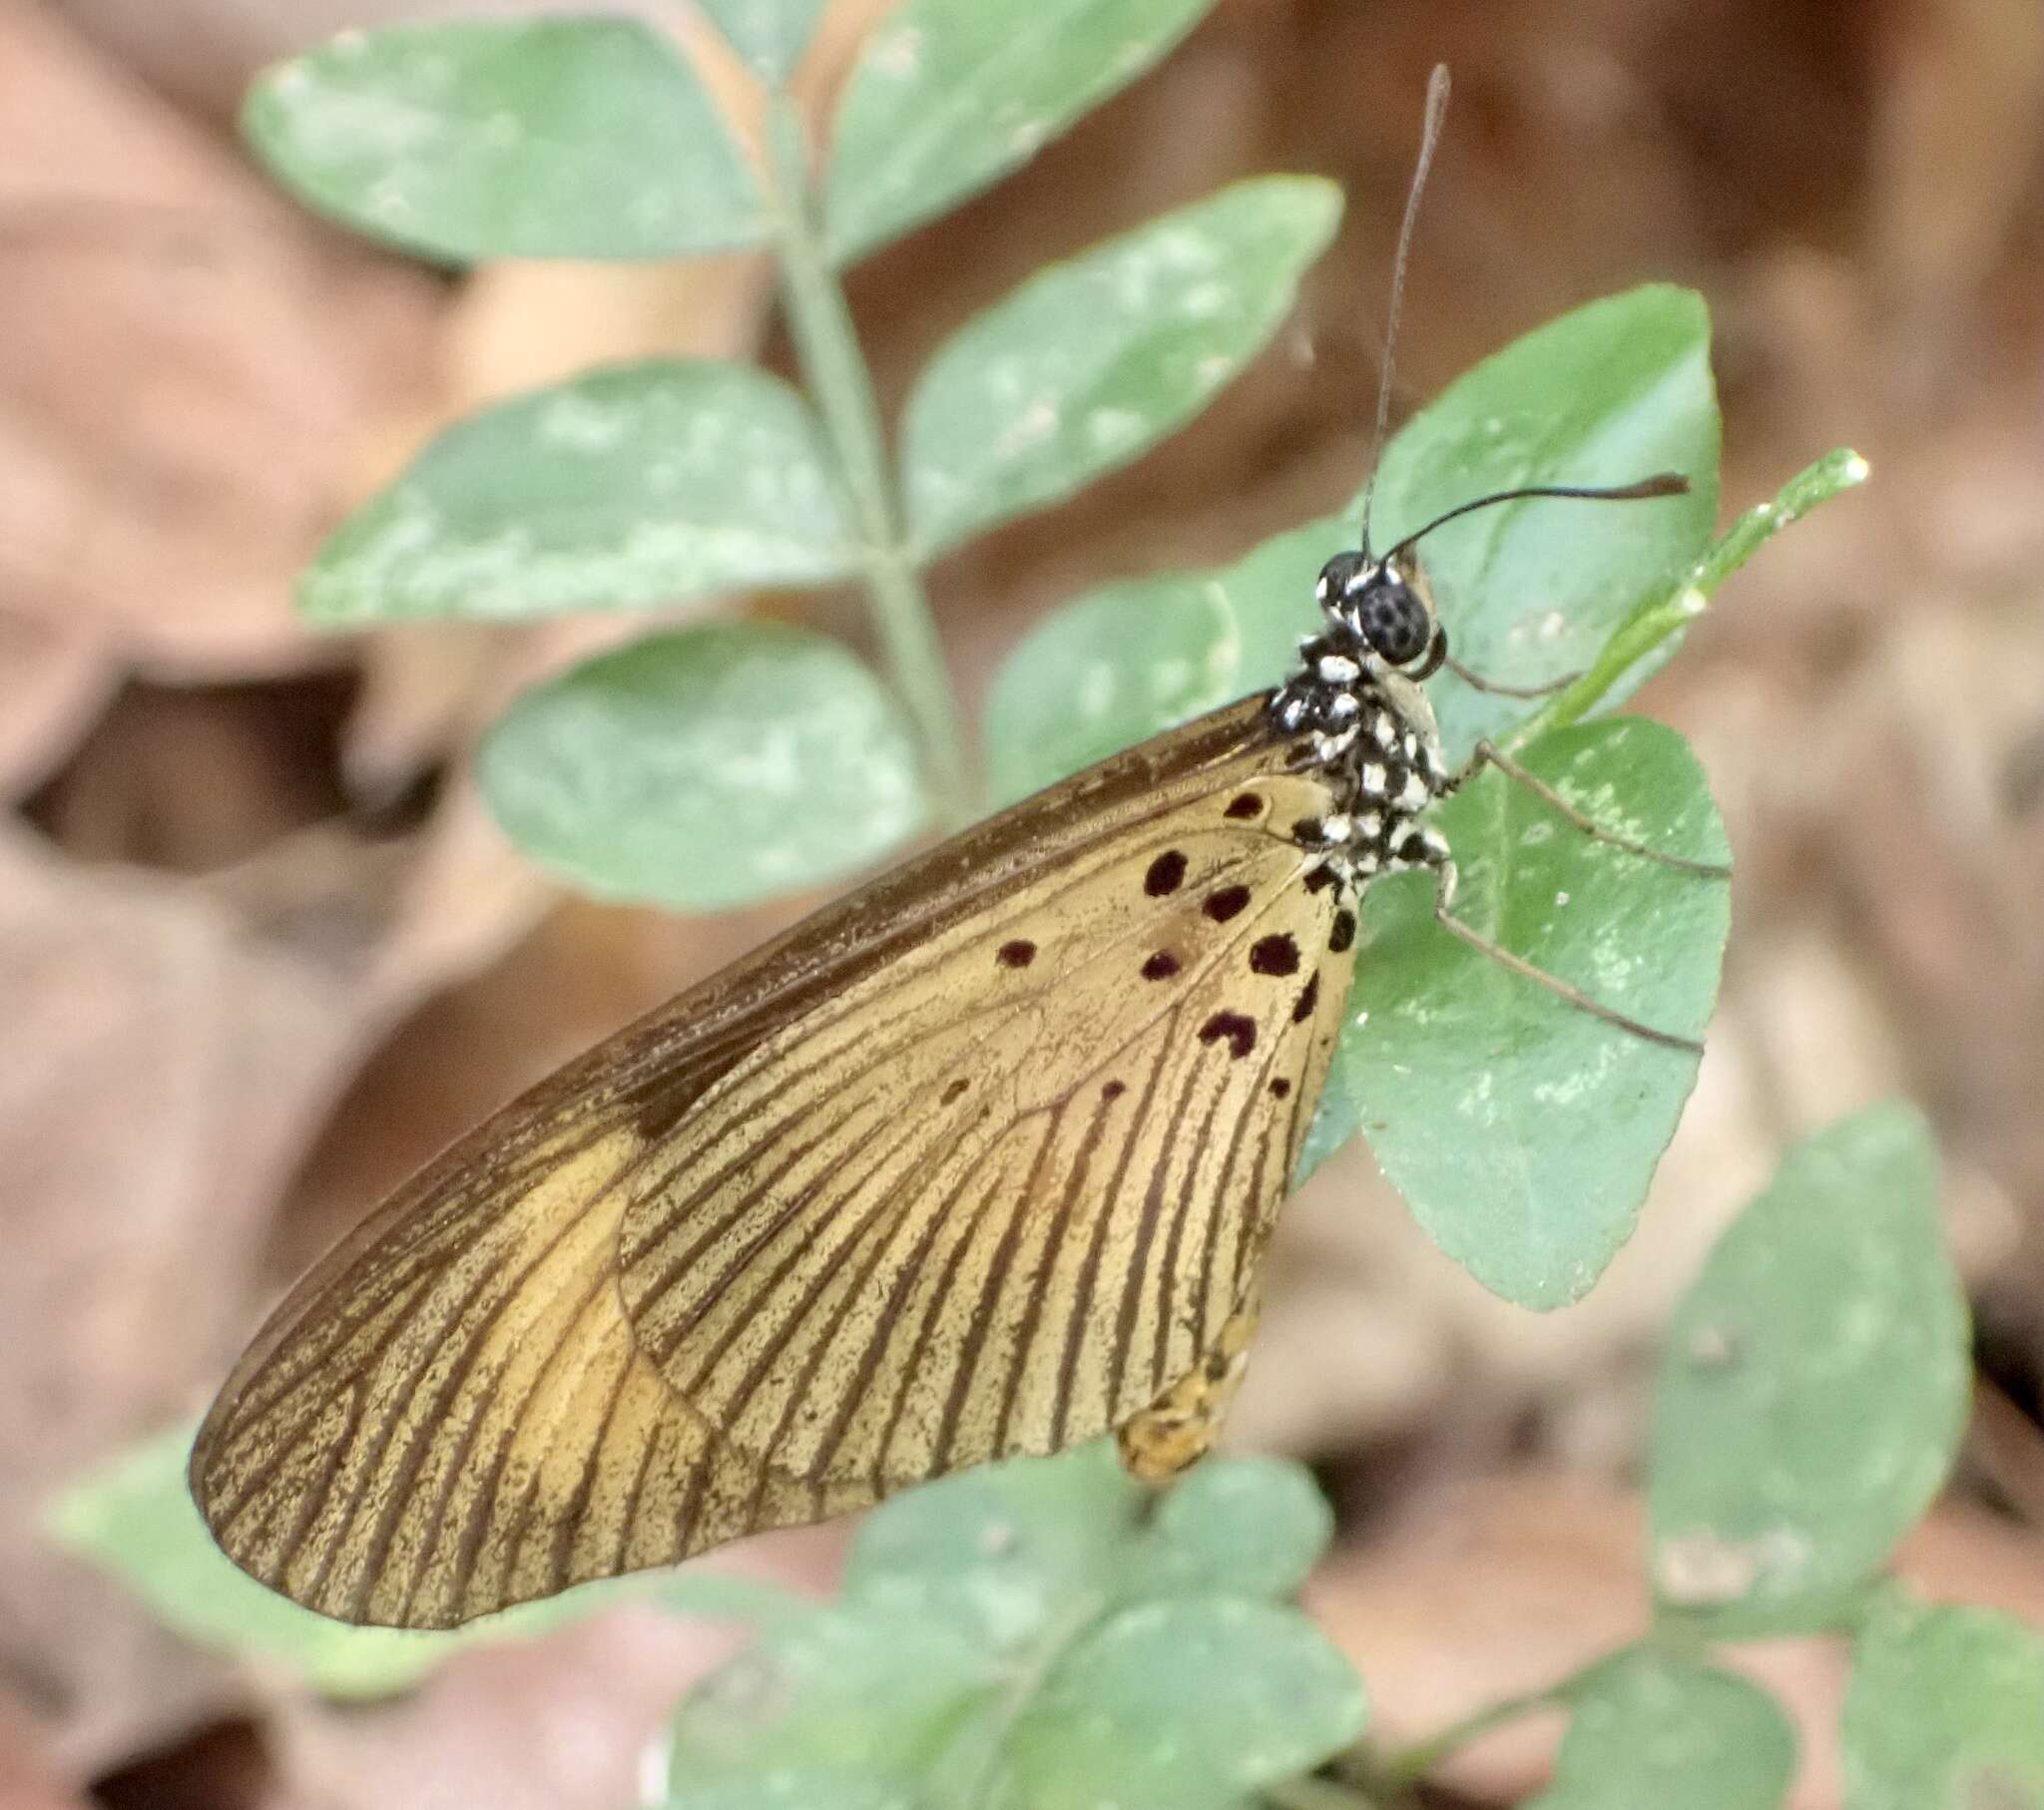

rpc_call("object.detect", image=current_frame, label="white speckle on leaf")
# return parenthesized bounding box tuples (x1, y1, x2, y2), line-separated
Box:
(1842, 451, 1870, 483)
(1555, 889, 1571, 906)
(1195, 354, 1233, 386)
(1519, 820, 1555, 846)
(539, 391, 631, 452)
(1087, 407, 1143, 450)
(1008, 119, 1048, 156)
(1536, 610, 1568, 642)
(872, 24, 922, 79)
(993, 400, 1058, 460)
(1675, 584, 1709, 617)
(1181, 280, 1231, 319)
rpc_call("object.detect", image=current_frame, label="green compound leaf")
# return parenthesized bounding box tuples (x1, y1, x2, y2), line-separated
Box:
(902, 178, 1339, 557)
(989, 1595, 1366, 1810)
(1529, 1649, 1796, 1810)
(1842, 1592, 2044, 1810)
(697, 0, 827, 86)
(302, 362, 850, 626)
(45, 1425, 797, 1699)
(245, 19, 762, 262)
(823, 0, 1222, 264)
(1309, 719, 1730, 1307)
(665, 1445, 1348, 1809)
(1648, 1105, 1970, 1635)
(1368, 284, 1719, 760)
(479, 624, 925, 911)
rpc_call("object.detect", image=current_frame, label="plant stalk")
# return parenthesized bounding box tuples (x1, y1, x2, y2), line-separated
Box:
(1504, 446, 1869, 755)
(764, 97, 974, 829)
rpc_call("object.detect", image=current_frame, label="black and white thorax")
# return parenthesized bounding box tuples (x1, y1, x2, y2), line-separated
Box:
(1270, 552, 1455, 888)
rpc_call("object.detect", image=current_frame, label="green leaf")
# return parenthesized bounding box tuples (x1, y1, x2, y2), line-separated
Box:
(1647, 1105, 1970, 1633)
(902, 178, 1339, 556)
(983, 569, 1233, 803)
(1122, 1455, 1333, 1601)
(697, 0, 826, 85)
(843, 1442, 1143, 1653)
(1529, 1649, 1795, 1810)
(245, 19, 762, 261)
(1307, 718, 1730, 1305)
(822, 0, 1222, 263)
(990, 1596, 1366, 1810)
(301, 362, 850, 626)
(665, 1773, 911, 1810)
(479, 624, 925, 910)
(668, 1605, 1000, 1787)
(1843, 1593, 2044, 1810)
(1370, 284, 1719, 761)
(45, 1424, 784, 1697)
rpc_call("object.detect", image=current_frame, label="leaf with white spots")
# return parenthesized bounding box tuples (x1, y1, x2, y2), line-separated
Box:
(987, 1595, 1365, 1810)
(1365, 284, 1720, 761)
(245, 19, 763, 261)
(1303, 719, 1731, 1308)
(662, 1446, 1352, 1804)
(301, 361, 851, 626)
(901, 179, 1341, 556)
(1647, 1106, 1970, 1636)
(1842, 1591, 2044, 1810)
(822, 0, 1223, 263)
(478, 624, 925, 910)
(696, 0, 827, 85)
(1528, 1649, 1796, 1810)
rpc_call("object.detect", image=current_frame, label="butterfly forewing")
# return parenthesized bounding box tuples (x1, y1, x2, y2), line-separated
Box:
(189, 697, 1358, 1626)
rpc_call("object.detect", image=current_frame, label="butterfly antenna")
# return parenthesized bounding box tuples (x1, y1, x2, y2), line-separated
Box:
(1357, 63, 1452, 561)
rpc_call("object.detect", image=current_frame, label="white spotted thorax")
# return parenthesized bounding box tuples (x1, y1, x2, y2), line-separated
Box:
(1269, 551, 1454, 889)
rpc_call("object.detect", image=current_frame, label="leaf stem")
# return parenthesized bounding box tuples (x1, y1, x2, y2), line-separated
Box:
(1503, 446, 1869, 755)
(764, 97, 974, 828)
(1372, 1674, 1574, 1792)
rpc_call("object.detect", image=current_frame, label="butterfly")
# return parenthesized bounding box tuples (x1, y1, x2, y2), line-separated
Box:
(189, 68, 1719, 1627)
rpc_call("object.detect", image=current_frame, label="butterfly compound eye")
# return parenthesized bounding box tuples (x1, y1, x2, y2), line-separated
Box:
(1314, 552, 1366, 605)
(1358, 578, 1431, 667)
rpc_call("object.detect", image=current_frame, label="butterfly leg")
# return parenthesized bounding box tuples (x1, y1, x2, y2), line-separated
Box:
(1426, 854, 1706, 1053)
(1453, 738, 1733, 878)
(1116, 1287, 1262, 1484)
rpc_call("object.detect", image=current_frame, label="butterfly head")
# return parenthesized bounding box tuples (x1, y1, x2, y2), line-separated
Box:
(1313, 552, 1444, 678)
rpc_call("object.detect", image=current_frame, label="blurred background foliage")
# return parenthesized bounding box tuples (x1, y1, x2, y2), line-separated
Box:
(2, 0, 2042, 1806)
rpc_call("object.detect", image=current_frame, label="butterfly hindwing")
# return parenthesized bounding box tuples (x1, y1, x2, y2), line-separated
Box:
(190, 697, 1356, 1626)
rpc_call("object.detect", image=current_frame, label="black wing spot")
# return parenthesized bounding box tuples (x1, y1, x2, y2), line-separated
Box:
(1225, 792, 1264, 820)
(1270, 1078, 1291, 1099)
(1198, 1011, 1258, 1059)
(1249, 933, 1300, 977)
(1328, 909, 1356, 954)
(1144, 850, 1188, 896)
(1141, 951, 1182, 982)
(997, 938, 1037, 968)
(1290, 816, 1324, 846)
(1102, 1079, 1128, 1101)
(941, 1078, 970, 1105)
(1205, 884, 1252, 922)
(1302, 864, 1337, 894)
(1291, 972, 1321, 1024)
